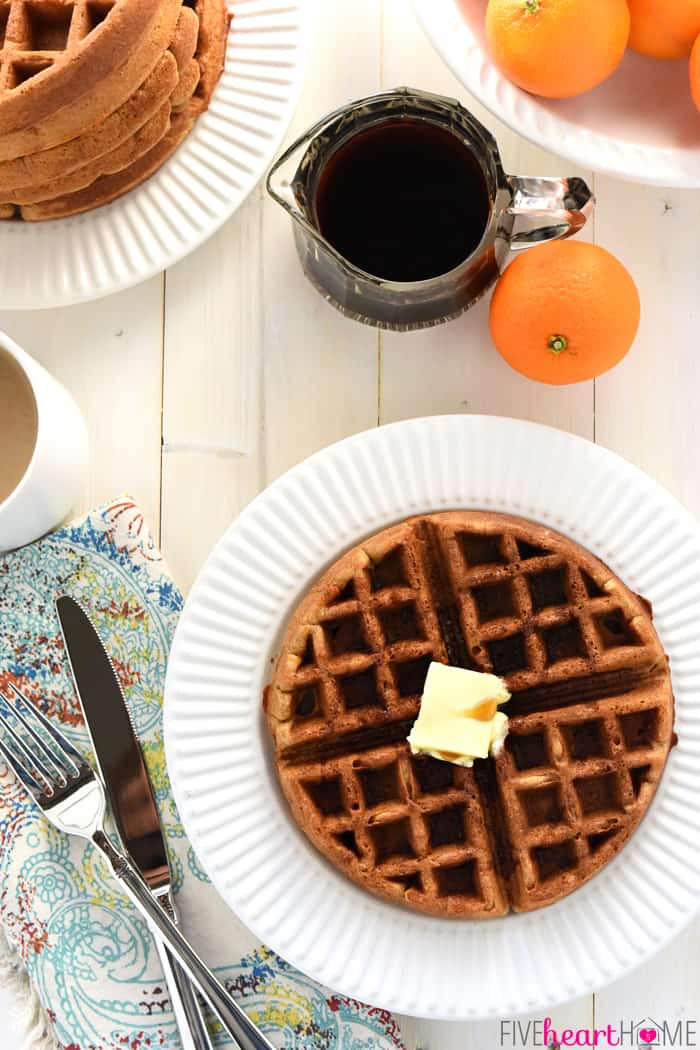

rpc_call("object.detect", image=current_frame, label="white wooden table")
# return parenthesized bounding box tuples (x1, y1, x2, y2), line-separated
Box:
(2, 1, 699, 1047)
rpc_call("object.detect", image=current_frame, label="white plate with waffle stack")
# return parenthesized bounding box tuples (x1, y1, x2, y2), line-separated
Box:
(164, 415, 700, 1019)
(0, 0, 308, 309)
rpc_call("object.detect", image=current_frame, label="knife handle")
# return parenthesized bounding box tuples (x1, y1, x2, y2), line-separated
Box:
(153, 896, 216, 1050)
(93, 830, 273, 1050)
(156, 938, 216, 1050)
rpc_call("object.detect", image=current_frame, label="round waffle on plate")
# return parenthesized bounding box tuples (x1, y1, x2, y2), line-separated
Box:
(265, 511, 674, 918)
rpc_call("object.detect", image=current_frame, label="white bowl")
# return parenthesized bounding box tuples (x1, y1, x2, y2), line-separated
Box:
(415, 0, 700, 187)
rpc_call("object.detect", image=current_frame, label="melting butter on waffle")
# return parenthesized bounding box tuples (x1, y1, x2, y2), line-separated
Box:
(408, 663, 510, 766)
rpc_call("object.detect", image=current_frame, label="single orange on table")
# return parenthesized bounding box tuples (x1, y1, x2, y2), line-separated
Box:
(628, 0, 700, 59)
(489, 241, 640, 386)
(690, 33, 700, 111)
(485, 0, 630, 99)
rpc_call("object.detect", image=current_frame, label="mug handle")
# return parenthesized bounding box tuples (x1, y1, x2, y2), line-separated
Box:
(506, 176, 595, 250)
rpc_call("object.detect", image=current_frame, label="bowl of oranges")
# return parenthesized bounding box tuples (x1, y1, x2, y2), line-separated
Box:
(414, 0, 700, 186)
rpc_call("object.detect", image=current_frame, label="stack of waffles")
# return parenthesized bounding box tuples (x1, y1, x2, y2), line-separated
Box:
(0, 0, 229, 220)
(265, 512, 675, 918)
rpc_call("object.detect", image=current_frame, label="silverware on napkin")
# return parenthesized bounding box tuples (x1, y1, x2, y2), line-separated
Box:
(55, 596, 215, 1050)
(0, 626, 273, 1050)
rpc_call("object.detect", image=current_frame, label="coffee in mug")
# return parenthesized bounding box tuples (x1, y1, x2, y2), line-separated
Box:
(0, 332, 88, 552)
(0, 346, 38, 504)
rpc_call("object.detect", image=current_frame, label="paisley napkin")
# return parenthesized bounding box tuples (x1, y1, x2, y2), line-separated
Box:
(0, 497, 406, 1050)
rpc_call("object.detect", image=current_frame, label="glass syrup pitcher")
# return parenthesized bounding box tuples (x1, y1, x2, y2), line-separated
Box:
(267, 87, 594, 332)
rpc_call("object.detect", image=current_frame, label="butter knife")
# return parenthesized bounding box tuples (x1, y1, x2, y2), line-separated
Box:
(55, 596, 215, 1050)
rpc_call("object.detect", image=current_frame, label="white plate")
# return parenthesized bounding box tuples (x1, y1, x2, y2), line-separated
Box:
(0, 0, 309, 309)
(415, 0, 700, 188)
(164, 416, 700, 1020)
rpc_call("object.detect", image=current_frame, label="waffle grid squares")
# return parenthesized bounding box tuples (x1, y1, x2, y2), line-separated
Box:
(294, 747, 504, 912)
(268, 513, 674, 917)
(0, 1, 117, 91)
(281, 542, 449, 739)
(499, 689, 668, 901)
(279, 522, 653, 751)
(0, 0, 229, 220)
(443, 526, 649, 689)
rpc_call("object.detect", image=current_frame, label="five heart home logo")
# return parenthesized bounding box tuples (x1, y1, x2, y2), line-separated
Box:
(500, 1015, 697, 1046)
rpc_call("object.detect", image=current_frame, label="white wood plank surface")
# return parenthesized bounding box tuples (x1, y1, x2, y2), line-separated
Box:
(161, 190, 265, 591)
(2, 1, 699, 1047)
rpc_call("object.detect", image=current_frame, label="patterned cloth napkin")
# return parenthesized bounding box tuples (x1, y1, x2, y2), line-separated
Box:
(0, 498, 406, 1050)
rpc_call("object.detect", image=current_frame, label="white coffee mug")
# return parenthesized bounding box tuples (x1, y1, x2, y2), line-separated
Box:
(0, 331, 88, 552)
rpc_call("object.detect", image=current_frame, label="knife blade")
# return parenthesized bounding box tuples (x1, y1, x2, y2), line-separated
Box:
(55, 595, 215, 1050)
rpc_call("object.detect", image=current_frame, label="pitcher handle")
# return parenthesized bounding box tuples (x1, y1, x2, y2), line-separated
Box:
(506, 176, 595, 250)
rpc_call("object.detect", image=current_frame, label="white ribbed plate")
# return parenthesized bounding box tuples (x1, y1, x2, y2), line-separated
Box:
(0, 0, 308, 309)
(415, 0, 700, 188)
(164, 416, 700, 1020)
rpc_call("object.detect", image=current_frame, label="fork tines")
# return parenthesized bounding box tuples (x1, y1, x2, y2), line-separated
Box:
(0, 682, 84, 798)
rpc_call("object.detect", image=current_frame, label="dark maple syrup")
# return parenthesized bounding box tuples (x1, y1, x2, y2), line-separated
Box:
(313, 117, 491, 283)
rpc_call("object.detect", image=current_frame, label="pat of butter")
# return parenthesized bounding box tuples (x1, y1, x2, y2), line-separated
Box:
(407, 663, 511, 767)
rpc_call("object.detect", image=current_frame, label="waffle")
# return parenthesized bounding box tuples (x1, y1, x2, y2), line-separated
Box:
(0, 10, 198, 200)
(1, 0, 229, 219)
(0, 0, 183, 160)
(188, 0, 229, 109)
(265, 512, 674, 918)
(8, 100, 170, 203)
(0, 50, 178, 193)
(18, 99, 198, 219)
(0, 10, 197, 195)
(169, 5, 199, 73)
(172, 56, 199, 111)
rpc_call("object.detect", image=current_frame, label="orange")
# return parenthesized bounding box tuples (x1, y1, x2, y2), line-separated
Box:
(690, 33, 700, 110)
(485, 0, 630, 99)
(489, 241, 640, 386)
(628, 0, 700, 59)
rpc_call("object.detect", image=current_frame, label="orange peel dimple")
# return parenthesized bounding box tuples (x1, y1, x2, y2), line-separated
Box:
(547, 334, 569, 356)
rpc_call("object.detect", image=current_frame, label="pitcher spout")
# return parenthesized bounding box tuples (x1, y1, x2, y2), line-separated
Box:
(266, 141, 307, 224)
(266, 110, 334, 226)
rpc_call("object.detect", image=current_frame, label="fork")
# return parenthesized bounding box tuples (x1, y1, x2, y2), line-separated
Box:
(0, 683, 274, 1050)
